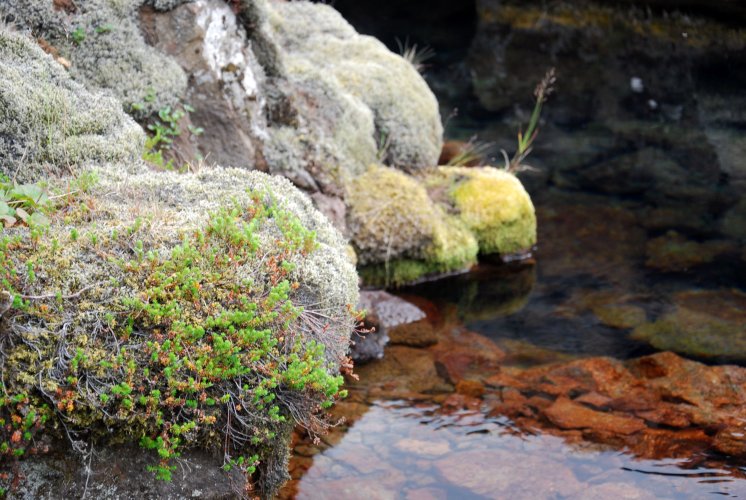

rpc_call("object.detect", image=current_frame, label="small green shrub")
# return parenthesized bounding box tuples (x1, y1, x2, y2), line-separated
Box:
(141, 104, 203, 172)
(71, 27, 86, 45)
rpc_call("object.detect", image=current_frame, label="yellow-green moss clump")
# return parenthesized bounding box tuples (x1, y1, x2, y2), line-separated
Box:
(430, 166, 537, 256)
(0, 162, 358, 499)
(347, 165, 477, 287)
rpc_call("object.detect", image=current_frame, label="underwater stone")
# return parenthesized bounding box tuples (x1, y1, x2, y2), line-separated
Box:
(632, 289, 746, 360)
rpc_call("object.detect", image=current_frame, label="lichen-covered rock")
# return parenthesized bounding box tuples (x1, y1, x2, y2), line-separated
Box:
(347, 165, 478, 286)
(1, 0, 187, 119)
(265, 0, 443, 171)
(0, 160, 359, 498)
(0, 28, 144, 182)
(427, 166, 537, 256)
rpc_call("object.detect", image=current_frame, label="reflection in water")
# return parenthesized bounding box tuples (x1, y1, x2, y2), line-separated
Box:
(292, 401, 746, 499)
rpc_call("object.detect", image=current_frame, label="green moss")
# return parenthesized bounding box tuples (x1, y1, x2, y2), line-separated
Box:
(433, 166, 537, 256)
(347, 165, 477, 287)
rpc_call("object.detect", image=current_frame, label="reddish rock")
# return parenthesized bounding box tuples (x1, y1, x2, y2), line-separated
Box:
(574, 391, 612, 409)
(430, 329, 505, 383)
(441, 393, 482, 411)
(713, 428, 746, 456)
(545, 397, 647, 435)
(455, 379, 486, 398)
(634, 404, 692, 429)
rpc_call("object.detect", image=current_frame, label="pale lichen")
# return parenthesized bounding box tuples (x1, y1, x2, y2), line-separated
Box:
(0, 28, 144, 182)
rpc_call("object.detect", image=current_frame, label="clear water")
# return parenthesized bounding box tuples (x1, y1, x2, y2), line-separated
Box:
(282, 2, 746, 497)
(292, 401, 746, 499)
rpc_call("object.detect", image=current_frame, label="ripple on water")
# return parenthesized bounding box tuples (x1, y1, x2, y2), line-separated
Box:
(291, 401, 746, 499)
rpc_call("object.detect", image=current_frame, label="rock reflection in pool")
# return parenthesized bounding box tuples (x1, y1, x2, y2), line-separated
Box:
(287, 401, 744, 499)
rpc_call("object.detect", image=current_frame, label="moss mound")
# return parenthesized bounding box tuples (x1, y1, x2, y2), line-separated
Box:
(348, 165, 478, 286)
(430, 166, 537, 256)
(0, 28, 144, 182)
(1, 0, 186, 120)
(266, 1, 443, 172)
(0, 163, 358, 498)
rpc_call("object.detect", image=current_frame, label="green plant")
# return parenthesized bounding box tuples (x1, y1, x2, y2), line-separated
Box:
(503, 67, 556, 173)
(71, 27, 86, 45)
(94, 24, 113, 34)
(142, 104, 203, 172)
(0, 177, 51, 228)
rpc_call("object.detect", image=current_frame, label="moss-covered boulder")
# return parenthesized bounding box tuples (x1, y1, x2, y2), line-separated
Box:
(0, 24, 358, 498)
(0, 28, 144, 182)
(1, 0, 187, 120)
(347, 165, 478, 286)
(0, 162, 358, 498)
(427, 166, 537, 256)
(265, 1, 443, 172)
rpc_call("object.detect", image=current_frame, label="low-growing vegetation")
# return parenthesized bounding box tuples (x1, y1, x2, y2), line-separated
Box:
(0, 182, 356, 497)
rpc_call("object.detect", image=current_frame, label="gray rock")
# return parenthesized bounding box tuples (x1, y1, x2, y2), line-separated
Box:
(351, 291, 432, 362)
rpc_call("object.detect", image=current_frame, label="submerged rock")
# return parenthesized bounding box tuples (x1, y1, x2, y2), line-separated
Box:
(632, 289, 746, 360)
(645, 231, 736, 272)
(486, 351, 746, 460)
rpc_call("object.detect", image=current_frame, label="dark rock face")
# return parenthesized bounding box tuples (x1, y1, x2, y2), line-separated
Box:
(462, 0, 746, 238)
(11, 444, 245, 499)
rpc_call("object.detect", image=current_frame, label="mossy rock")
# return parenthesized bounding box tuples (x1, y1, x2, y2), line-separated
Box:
(0, 28, 144, 182)
(1, 0, 186, 120)
(266, 1, 443, 172)
(0, 162, 358, 498)
(348, 165, 478, 287)
(426, 166, 537, 256)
